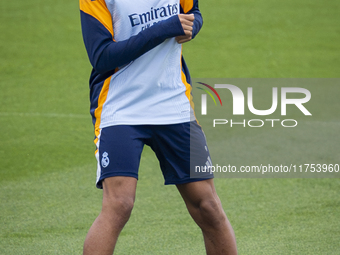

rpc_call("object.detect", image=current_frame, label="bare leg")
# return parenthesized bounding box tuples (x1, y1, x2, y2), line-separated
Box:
(177, 179, 237, 255)
(83, 176, 137, 255)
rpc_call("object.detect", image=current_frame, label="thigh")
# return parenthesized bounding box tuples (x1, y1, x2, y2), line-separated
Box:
(176, 178, 219, 207)
(96, 125, 147, 189)
(149, 121, 213, 185)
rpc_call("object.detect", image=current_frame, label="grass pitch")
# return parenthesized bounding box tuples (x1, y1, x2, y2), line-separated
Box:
(0, 0, 339, 254)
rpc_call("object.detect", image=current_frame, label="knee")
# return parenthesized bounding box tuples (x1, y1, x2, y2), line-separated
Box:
(195, 199, 227, 229)
(114, 197, 135, 216)
(103, 196, 135, 223)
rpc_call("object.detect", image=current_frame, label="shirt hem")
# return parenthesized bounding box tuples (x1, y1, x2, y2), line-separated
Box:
(100, 116, 194, 128)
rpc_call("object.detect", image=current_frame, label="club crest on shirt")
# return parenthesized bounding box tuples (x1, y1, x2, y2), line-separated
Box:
(101, 152, 110, 168)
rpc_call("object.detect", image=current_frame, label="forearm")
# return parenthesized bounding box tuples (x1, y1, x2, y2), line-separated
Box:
(96, 16, 184, 73)
(81, 13, 185, 74)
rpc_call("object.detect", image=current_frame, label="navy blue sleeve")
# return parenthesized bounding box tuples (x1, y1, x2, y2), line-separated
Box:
(81, 12, 185, 74)
(180, 0, 203, 39)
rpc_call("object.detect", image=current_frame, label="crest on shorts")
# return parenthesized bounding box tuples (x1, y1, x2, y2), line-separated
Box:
(101, 152, 110, 168)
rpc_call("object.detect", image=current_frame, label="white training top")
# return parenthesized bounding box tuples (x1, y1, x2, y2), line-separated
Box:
(80, 0, 200, 131)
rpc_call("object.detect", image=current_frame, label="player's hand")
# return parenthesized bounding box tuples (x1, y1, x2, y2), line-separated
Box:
(176, 14, 194, 44)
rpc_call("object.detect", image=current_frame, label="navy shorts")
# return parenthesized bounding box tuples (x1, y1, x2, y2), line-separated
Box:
(95, 121, 213, 189)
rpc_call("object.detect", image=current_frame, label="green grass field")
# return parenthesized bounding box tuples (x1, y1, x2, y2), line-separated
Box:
(1, 0, 339, 254)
